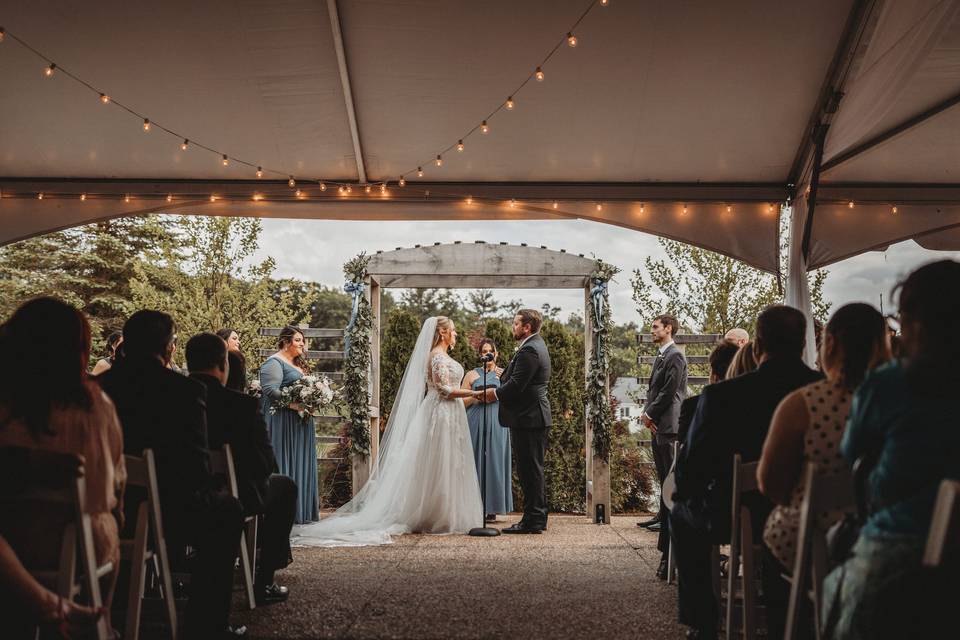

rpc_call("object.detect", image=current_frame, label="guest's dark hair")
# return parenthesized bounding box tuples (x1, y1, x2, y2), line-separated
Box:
(0, 297, 93, 437)
(278, 326, 308, 370)
(216, 327, 238, 347)
(105, 331, 123, 358)
(822, 303, 889, 391)
(894, 260, 960, 392)
(121, 310, 175, 361)
(185, 333, 228, 375)
(477, 338, 498, 355)
(516, 309, 542, 334)
(755, 305, 806, 360)
(709, 340, 740, 381)
(653, 314, 679, 337)
(226, 350, 247, 392)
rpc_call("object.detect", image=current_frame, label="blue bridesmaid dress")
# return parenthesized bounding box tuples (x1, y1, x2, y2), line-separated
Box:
(259, 355, 318, 524)
(466, 367, 514, 514)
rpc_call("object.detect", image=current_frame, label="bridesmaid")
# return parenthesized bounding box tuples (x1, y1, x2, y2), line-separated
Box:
(259, 326, 317, 524)
(461, 338, 513, 521)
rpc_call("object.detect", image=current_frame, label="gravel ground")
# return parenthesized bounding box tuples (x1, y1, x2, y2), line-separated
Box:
(228, 514, 687, 639)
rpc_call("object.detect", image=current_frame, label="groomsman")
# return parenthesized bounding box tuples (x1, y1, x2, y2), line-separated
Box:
(641, 314, 687, 579)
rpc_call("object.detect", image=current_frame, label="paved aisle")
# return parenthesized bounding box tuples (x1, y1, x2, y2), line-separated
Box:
(234, 515, 687, 639)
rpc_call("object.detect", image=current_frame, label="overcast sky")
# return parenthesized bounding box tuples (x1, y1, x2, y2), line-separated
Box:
(251, 217, 959, 326)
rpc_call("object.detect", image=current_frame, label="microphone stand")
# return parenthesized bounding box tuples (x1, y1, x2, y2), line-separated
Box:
(470, 357, 500, 537)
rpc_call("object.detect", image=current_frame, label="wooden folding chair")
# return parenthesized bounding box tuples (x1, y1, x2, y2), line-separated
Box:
(923, 479, 960, 568)
(208, 444, 257, 610)
(121, 450, 178, 640)
(0, 447, 112, 640)
(783, 463, 855, 640)
(726, 454, 761, 640)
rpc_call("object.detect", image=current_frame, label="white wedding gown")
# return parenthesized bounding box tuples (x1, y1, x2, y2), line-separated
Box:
(292, 317, 483, 547)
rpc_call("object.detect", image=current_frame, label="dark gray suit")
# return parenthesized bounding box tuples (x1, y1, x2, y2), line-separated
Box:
(644, 342, 687, 553)
(498, 333, 552, 527)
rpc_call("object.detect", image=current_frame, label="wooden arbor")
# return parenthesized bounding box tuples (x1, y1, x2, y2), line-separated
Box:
(359, 241, 613, 522)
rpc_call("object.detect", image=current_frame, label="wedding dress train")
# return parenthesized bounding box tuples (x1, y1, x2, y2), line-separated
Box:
(292, 317, 483, 547)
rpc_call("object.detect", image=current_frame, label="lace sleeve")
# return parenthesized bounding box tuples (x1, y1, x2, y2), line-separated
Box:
(430, 354, 455, 398)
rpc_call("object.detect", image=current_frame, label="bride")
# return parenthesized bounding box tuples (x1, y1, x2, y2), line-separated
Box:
(292, 316, 484, 546)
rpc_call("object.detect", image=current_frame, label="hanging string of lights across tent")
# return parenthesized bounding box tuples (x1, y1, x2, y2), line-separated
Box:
(0, 0, 626, 211)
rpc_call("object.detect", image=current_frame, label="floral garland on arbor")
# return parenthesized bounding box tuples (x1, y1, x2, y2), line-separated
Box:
(586, 258, 620, 461)
(342, 253, 373, 456)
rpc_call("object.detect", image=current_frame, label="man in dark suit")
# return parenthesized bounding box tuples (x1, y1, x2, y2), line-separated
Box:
(98, 311, 246, 639)
(676, 340, 740, 445)
(671, 306, 822, 638)
(641, 314, 687, 578)
(185, 333, 296, 606)
(484, 309, 552, 534)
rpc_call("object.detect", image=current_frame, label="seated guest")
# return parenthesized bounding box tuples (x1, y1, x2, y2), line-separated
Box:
(0, 298, 126, 614)
(98, 310, 246, 639)
(225, 350, 247, 393)
(758, 303, 889, 635)
(726, 339, 758, 378)
(823, 260, 960, 640)
(91, 331, 123, 376)
(186, 333, 296, 605)
(677, 340, 740, 444)
(671, 305, 821, 638)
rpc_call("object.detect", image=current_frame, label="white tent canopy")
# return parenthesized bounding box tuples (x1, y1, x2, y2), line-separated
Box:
(2, 0, 960, 281)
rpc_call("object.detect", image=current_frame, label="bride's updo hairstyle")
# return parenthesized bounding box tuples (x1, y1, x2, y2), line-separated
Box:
(278, 325, 309, 370)
(431, 316, 454, 350)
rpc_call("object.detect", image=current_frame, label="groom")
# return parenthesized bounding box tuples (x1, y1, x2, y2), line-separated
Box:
(483, 309, 552, 534)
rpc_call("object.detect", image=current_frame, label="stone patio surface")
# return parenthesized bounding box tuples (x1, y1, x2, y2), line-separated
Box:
(232, 514, 687, 639)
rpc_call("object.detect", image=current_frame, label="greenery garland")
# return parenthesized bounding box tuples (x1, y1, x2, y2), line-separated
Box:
(342, 253, 373, 456)
(586, 258, 620, 461)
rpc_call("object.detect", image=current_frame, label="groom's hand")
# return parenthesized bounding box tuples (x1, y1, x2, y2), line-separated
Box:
(482, 388, 497, 403)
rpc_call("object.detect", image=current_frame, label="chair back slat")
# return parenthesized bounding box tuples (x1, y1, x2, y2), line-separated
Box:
(924, 479, 960, 568)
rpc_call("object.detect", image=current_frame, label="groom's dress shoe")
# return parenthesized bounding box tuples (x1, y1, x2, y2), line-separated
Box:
(646, 521, 662, 532)
(254, 583, 289, 606)
(637, 516, 660, 528)
(502, 523, 543, 534)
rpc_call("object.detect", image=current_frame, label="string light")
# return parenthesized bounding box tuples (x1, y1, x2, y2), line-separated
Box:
(252, 193, 262, 201)
(166, 194, 173, 202)
(457, 140, 464, 152)
(596, 203, 602, 211)
(221, 154, 229, 166)
(466, 196, 473, 205)
(288, 177, 296, 188)
(553, 201, 559, 209)
(44, 63, 56, 77)
(399, 177, 406, 187)
(346, 185, 352, 194)
(506, 97, 514, 110)
(509, 198, 517, 208)
(768, 203, 775, 213)
(417, 167, 424, 177)
(682, 204, 688, 215)
(124, 195, 130, 203)
(338, 185, 346, 195)
(726, 204, 732, 213)
(80, 193, 86, 201)
(848, 200, 854, 209)
(99, 93, 110, 104)
(892, 205, 898, 214)
(567, 32, 578, 47)
(37, 192, 43, 199)
(209, 194, 216, 202)
(320, 182, 327, 191)
(364, 184, 372, 194)
(256, 166, 263, 178)
(435, 154, 442, 167)
(640, 203, 645, 213)
(142, 118, 150, 132)
(294, 189, 302, 197)
(601, 0, 609, 6)
(535, 66, 545, 82)
(180, 139, 189, 151)
(380, 184, 387, 194)
(481, 120, 489, 134)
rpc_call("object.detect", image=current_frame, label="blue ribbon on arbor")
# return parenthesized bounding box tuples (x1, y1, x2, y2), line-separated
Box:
(590, 277, 608, 365)
(343, 280, 365, 357)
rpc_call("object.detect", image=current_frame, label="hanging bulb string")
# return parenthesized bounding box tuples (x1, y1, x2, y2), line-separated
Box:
(398, 0, 602, 182)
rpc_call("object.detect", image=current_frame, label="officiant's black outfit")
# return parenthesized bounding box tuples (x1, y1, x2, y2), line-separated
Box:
(190, 373, 297, 597)
(496, 333, 552, 531)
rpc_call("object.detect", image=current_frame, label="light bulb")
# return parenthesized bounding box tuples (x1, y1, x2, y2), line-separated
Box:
(256, 166, 263, 178)
(380, 184, 387, 193)
(399, 177, 406, 187)
(466, 196, 473, 205)
(600, 0, 609, 6)
(892, 205, 898, 214)
(0, 28, 5, 42)
(640, 203, 645, 213)
(295, 189, 302, 197)
(364, 184, 372, 194)
(417, 167, 424, 177)
(481, 120, 489, 134)
(436, 155, 442, 167)
(320, 182, 327, 191)
(682, 204, 688, 215)
(509, 199, 517, 208)
(252, 193, 262, 201)
(457, 140, 464, 152)
(553, 201, 559, 209)
(288, 177, 296, 188)
(44, 63, 56, 77)
(142, 119, 150, 132)
(726, 204, 732, 213)
(124, 195, 130, 203)
(506, 96, 514, 110)
(37, 192, 44, 199)
(222, 154, 229, 166)
(535, 67, 544, 82)
(166, 194, 173, 202)
(346, 185, 352, 194)
(338, 186, 346, 195)
(848, 200, 854, 209)
(567, 33, 578, 47)
(209, 194, 216, 202)
(99, 93, 110, 104)
(181, 139, 189, 151)
(596, 203, 603, 211)
(80, 193, 86, 201)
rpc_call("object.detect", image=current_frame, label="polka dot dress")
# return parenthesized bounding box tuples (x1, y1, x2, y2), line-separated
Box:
(763, 379, 852, 569)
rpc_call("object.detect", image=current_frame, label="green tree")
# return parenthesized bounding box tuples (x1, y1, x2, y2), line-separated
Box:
(466, 289, 500, 319)
(380, 307, 422, 421)
(129, 216, 298, 367)
(481, 318, 516, 369)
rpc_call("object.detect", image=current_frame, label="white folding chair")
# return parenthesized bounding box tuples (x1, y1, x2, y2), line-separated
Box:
(726, 454, 760, 640)
(784, 463, 854, 640)
(208, 444, 257, 610)
(923, 479, 960, 568)
(121, 450, 178, 640)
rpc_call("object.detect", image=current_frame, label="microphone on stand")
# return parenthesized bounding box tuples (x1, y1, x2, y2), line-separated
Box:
(469, 351, 501, 537)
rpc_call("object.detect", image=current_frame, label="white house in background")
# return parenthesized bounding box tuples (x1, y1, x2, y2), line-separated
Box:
(611, 377, 646, 433)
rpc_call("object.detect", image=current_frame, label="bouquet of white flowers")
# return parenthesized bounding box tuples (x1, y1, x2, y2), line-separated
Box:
(270, 374, 338, 418)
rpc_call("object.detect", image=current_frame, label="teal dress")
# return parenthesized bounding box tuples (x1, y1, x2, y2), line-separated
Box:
(259, 356, 318, 524)
(466, 367, 513, 514)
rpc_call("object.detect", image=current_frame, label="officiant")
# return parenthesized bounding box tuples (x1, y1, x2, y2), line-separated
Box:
(461, 338, 513, 522)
